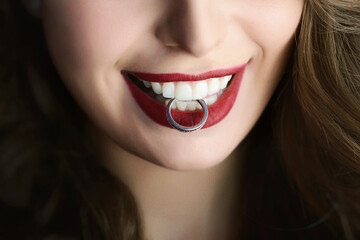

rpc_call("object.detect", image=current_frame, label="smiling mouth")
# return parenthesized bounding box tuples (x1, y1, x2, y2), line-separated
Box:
(125, 73, 235, 111)
(121, 63, 247, 129)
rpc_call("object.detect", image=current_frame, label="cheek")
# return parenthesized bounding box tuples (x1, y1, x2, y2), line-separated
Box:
(42, 0, 156, 79)
(232, 1, 303, 131)
(41, 1, 146, 134)
(236, 0, 303, 55)
(240, 0, 303, 95)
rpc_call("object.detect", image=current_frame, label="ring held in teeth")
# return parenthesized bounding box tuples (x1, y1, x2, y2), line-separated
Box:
(166, 98, 209, 133)
(141, 75, 233, 111)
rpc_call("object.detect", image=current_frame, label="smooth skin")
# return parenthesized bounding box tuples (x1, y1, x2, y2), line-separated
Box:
(27, 0, 304, 239)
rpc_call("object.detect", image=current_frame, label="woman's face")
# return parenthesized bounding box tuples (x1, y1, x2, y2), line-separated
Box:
(41, 0, 303, 170)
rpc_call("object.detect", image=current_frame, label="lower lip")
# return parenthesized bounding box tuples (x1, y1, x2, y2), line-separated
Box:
(122, 64, 247, 129)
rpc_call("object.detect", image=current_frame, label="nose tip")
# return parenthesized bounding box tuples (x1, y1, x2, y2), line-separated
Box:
(156, 1, 226, 57)
(156, 24, 224, 57)
(181, 26, 223, 57)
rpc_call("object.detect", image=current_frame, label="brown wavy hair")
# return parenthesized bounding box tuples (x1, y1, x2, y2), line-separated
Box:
(0, 0, 359, 239)
(274, 0, 360, 238)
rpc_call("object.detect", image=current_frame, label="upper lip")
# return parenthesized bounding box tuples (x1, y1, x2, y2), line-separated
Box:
(122, 63, 247, 83)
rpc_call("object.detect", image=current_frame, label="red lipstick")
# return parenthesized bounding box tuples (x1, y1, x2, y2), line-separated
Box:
(125, 65, 245, 82)
(122, 63, 247, 129)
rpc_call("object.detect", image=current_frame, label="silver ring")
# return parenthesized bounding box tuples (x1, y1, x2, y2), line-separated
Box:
(166, 99, 208, 133)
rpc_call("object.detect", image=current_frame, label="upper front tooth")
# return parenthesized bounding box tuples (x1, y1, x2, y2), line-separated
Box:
(220, 75, 232, 89)
(162, 82, 175, 98)
(192, 80, 208, 100)
(151, 82, 162, 94)
(208, 78, 220, 95)
(176, 82, 192, 100)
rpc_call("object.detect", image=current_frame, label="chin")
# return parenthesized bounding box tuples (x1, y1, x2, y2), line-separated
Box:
(144, 143, 231, 171)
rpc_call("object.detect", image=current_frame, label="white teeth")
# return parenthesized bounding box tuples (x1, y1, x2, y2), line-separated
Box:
(165, 99, 176, 109)
(139, 74, 233, 111)
(186, 101, 199, 111)
(162, 82, 175, 98)
(208, 78, 220, 95)
(142, 80, 151, 88)
(151, 82, 162, 94)
(192, 80, 208, 100)
(220, 75, 232, 89)
(176, 100, 187, 111)
(204, 95, 218, 105)
(176, 82, 192, 101)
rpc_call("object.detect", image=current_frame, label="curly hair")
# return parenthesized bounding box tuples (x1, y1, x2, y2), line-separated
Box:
(0, 0, 359, 239)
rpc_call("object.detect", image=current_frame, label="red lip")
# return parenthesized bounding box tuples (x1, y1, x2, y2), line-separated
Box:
(122, 63, 247, 129)
(124, 65, 245, 82)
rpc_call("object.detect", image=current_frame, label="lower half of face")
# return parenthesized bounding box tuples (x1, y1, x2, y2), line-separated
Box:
(42, 0, 304, 170)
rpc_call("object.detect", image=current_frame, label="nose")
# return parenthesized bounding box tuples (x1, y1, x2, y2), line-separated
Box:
(156, 0, 227, 57)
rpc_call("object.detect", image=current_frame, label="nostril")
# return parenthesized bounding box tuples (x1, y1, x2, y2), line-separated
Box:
(155, 23, 180, 49)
